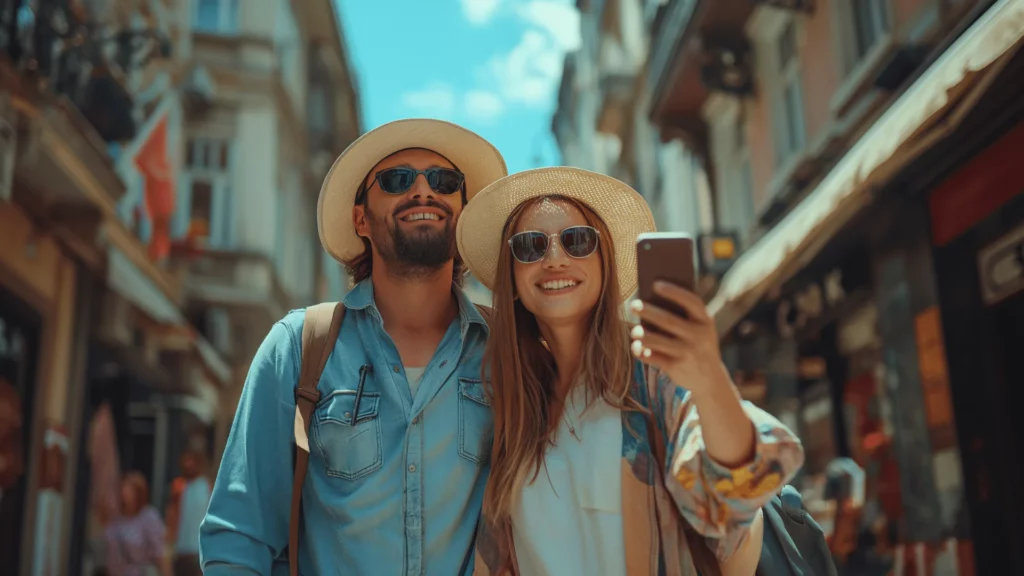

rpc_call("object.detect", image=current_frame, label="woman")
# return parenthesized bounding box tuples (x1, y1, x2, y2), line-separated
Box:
(104, 471, 171, 576)
(456, 167, 805, 575)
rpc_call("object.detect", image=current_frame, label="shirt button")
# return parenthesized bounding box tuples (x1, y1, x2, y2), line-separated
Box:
(344, 412, 352, 420)
(408, 464, 417, 473)
(393, 366, 400, 373)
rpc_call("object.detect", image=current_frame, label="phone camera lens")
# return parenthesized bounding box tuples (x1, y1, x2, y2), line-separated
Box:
(643, 243, 651, 251)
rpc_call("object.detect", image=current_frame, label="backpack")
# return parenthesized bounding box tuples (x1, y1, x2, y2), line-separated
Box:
(284, 301, 492, 576)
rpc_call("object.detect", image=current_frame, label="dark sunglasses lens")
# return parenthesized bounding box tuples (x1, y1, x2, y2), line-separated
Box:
(378, 168, 417, 193)
(426, 168, 463, 195)
(510, 232, 549, 263)
(561, 226, 598, 258)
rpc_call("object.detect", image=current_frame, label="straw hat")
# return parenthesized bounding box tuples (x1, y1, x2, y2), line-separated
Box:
(457, 167, 656, 299)
(317, 119, 508, 262)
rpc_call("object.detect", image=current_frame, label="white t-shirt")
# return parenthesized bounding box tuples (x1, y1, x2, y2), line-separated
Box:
(511, 385, 627, 576)
(175, 476, 211, 554)
(405, 366, 426, 396)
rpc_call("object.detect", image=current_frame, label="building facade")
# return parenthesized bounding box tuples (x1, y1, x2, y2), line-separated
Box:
(162, 0, 361, 468)
(553, 0, 738, 300)
(0, 0, 360, 573)
(646, 0, 1023, 573)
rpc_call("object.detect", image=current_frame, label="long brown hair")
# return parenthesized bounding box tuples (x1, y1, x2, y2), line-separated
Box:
(481, 195, 641, 523)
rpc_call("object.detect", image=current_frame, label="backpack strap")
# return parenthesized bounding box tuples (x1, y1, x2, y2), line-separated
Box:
(474, 303, 492, 323)
(288, 302, 346, 576)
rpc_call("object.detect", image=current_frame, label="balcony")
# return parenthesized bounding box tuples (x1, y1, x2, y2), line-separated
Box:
(168, 247, 292, 328)
(596, 40, 638, 135)
(647, 0, 755, 133)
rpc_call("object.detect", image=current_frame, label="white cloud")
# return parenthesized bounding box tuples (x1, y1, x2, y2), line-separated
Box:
(487, 29, 565, 106)
(401, 83, 457, 118)
(481, 1, 581, 108)
(462, 0, 502, 25)
(464, 91, 505, 123)
(516, 1, 581, 50)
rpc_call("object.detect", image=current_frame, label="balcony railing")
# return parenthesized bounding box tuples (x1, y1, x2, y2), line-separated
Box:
(168, 247, 292, 323)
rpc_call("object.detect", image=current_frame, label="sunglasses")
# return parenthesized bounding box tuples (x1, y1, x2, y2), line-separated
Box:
(373, 167, 464, 196)
(508, 225, 601, 264)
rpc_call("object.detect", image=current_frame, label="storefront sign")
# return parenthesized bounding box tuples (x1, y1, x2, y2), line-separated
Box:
(776, 268, 848, 338)
(977, 221, 1024, 306)
(913, 306, 957, 451)
(697, 232, 740, 276)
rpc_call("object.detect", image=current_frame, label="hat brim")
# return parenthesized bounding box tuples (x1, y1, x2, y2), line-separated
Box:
(456, 167, 657, 300)
(318, 119, 508, 262)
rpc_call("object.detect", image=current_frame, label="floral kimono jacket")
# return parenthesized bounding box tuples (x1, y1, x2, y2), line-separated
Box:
(473, 361, 805, 576)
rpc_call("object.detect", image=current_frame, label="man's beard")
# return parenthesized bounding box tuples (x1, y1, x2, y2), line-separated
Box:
(366, 200, 456, 279)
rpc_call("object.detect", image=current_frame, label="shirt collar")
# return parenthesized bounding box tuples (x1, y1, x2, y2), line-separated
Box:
(342, 278, 489, 336)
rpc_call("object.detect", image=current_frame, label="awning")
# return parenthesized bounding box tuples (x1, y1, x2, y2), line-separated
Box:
(106, 246, 232, 388)
(107, 246, 187, 325)
(707, 0, 1024, 333)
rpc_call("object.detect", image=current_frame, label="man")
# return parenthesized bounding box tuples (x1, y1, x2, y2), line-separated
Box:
(171, 450, 211, 575)
(199, 119, 507, 575)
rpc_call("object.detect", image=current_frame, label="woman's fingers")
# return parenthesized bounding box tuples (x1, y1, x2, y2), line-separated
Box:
(652, 281, 711, 325)
(630, 341, 674, 371)
(630, 324, 691, 359)
(629, 300, 691, 338)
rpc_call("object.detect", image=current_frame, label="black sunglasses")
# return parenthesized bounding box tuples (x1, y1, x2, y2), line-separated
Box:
(508, 225, 601, 264)
(373, 167, 464, 196)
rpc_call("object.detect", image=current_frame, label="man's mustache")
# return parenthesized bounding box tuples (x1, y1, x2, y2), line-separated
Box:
(392, 199, 454, 219)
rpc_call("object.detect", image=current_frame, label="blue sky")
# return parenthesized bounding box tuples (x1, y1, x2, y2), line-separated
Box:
(335, 0, 580, 174)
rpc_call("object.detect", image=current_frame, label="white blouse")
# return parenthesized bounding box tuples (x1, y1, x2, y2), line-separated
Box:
(511, 385, 627, 576)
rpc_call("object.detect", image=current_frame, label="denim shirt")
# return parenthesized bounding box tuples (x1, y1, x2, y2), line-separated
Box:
(199, 280, 492, 576)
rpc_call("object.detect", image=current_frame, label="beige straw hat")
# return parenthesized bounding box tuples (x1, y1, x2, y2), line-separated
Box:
(317, 118, 508, 262)
(457, 166, 656, 299)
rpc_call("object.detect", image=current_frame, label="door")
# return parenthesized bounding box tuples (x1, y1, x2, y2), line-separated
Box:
(0, 285, 42, 574)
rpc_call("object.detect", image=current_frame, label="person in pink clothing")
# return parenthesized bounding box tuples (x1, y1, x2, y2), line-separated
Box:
(104, 472, 171, 576)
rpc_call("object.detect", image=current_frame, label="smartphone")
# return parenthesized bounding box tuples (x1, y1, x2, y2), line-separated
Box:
(636, 232, 697, 332)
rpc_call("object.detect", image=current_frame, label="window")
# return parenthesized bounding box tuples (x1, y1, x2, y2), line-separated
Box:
(774, 20, 806, 166)
(734, 115, 755, 242)
(189, 181, 213, 242)
(707, 95, 756, 243)
(852, 0, 889, 60)
(182, 138, 233, 248)
(194, 0, 239, 34)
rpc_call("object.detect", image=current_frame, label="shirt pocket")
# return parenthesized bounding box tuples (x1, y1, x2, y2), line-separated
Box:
(312, 390, 383, 480)
(457, 377, 493, 464)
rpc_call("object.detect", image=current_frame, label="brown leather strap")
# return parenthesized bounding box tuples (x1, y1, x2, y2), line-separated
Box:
(644, 367, 721, 576)
(289, 302, 345, 576)
(474, 303, 492, 323)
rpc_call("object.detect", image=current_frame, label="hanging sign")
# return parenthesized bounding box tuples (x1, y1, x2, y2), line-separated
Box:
(977, 221, 1024, 306)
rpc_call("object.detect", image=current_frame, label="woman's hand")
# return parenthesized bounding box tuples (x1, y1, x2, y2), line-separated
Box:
(630, 281, 757, 468)
(628, 280, 730, 395)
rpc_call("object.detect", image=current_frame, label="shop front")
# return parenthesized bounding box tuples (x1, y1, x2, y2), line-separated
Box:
(929, 118, 1024, 576)
(0, 282, 43, 575)
(0, 196, 91, 576)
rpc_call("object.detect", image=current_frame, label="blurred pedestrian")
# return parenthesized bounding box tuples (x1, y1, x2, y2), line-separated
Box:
(199, 119, 507, 575)
(104, 471, 171, 576)
(456, 168, 805, 575)
(171, 450, 209, 576)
